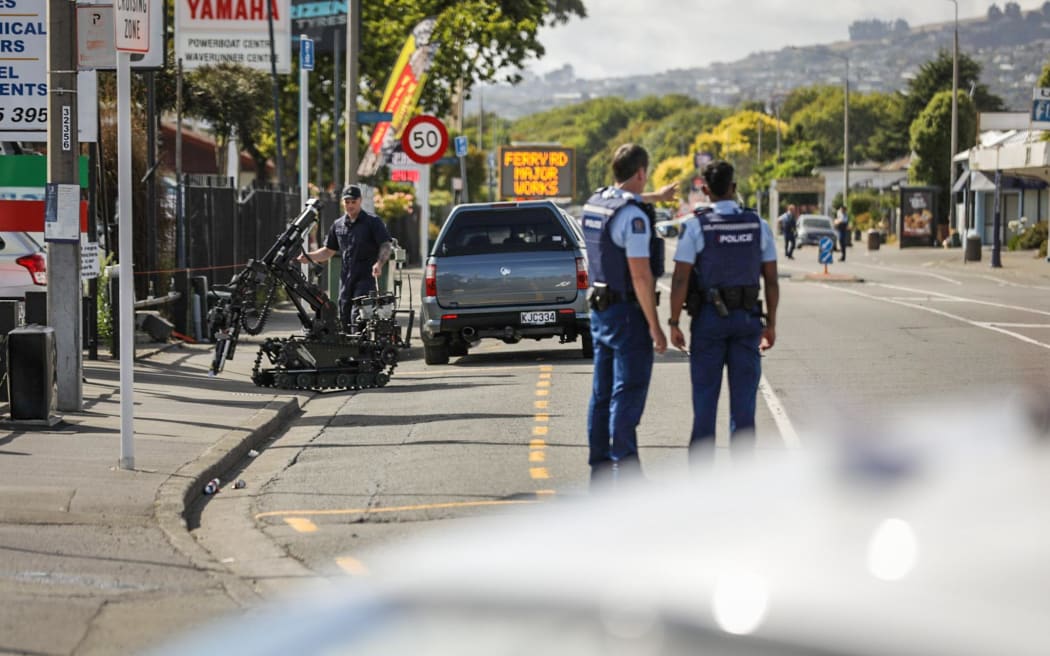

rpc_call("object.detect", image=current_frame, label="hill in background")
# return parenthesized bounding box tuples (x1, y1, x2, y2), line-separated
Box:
(479, 4, 1050, 119)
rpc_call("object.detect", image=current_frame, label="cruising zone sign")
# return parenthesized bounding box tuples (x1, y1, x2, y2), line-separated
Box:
(401, 115, 449, 165)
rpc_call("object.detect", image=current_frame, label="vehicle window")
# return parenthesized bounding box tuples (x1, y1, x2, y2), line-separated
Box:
(439, 208, 571, 256)
(802, 217, 833, 230)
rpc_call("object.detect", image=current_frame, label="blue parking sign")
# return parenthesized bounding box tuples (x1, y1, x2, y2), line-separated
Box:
(300, 37, 315, 70)
(454, 135, 468, 157)
(819, 236, 834, 265)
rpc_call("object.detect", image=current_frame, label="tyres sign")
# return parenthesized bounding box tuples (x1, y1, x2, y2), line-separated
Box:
(499, 146, 575, 200)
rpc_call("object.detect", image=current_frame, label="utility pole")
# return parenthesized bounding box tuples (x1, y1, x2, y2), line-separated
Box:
(948, 0, 960, 249)
(344, 0, 359, 184)
(842, 56, 850, 220)
(46, 0, 82, 411)
(267, 1, 285, 186)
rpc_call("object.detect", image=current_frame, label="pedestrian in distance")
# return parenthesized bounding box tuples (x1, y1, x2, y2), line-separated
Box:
(667, 160, 779, 461)
(580, 143, 675, 487)
(299, 184, 393, 330)
(778, 203, 798, 259)
(835, 205, 849, 261)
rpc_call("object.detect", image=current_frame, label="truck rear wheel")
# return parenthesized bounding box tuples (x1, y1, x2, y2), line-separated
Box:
(424, 341, 450, 365)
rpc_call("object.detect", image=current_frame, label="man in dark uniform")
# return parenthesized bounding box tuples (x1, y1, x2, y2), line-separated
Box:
(299, 184, 392, 329)
(580, 143, 673, 485)
(667, 160, 779, 460)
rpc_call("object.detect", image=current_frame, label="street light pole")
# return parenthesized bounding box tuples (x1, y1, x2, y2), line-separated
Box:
(948, 0, 960, 248)
(842, 56, 849, 221)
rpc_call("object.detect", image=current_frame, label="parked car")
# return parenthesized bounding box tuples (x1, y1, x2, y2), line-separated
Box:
(654, 203, 711, 239)
(0, 231, 47, 299)
(420, 200, 591, 365)
(796, 214, 839, 248)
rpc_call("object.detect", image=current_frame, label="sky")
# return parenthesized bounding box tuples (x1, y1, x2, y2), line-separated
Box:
(533, 0, 1048, 79)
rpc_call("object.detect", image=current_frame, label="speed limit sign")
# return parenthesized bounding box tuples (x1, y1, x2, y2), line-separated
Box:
(401, 115, 449, 165)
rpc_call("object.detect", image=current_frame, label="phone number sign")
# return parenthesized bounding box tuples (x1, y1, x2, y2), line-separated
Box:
(0, 1, 47, 140)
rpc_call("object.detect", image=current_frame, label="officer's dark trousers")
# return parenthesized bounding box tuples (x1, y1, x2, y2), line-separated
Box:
(587, 302, 653, 479)
(784, 233, 796, 258)
(339, 276, 377, 330)
(688, 304, 763, 459)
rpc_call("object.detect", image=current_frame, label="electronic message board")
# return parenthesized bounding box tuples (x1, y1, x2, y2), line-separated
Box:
(499, 146, 575, 200)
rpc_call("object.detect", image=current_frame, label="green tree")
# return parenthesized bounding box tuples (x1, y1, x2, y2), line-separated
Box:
(1040, 59, 1050, 86)
(903, 50, 1004, 130)
(909, 90, 977, 222)
(359, 0, 586, 116)
(183, 64, 273, 180)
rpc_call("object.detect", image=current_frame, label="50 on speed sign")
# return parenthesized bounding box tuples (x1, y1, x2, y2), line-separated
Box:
(401, 115, 449, 165)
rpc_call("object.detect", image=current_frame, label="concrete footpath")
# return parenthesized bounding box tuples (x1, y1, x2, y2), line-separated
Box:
(790, 240, 1050, 284)
(0, 245, 1046, 654)
(0, 308, 317, 655)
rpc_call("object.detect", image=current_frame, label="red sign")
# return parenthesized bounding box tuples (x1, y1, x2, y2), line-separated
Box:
(401, 115, 448, 165)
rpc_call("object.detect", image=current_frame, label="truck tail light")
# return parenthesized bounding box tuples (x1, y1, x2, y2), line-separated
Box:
(575, 257, 588, 290)
(16, 253, 47, 286)
(425, 263, 437, 297)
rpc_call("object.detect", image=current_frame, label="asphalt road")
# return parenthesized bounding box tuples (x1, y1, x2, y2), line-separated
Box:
(194, 244, 1050, 594)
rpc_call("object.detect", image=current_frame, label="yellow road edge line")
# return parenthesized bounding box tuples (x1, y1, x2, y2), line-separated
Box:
(256, 499, 537, 520)
(335, 556, 370, 576)
(283, 517, 318, 533)
(535, 489, 557, 497)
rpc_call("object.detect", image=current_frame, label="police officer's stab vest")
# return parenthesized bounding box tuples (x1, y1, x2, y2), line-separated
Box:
(693, 207, 762, 290)
(581, 188, 664, 298)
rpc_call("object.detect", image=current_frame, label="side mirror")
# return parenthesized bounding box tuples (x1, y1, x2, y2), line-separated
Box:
(0, 235, 6, 250)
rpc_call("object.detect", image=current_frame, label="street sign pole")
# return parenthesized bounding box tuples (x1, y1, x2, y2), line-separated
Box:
(419, 165, 430, 266)
(113, 0, 149, 469)
(299, 35, 313, 278)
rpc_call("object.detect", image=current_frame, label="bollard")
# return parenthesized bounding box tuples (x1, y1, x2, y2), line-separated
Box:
(965, 231, 981, 262)
(866, 229, 881, 251)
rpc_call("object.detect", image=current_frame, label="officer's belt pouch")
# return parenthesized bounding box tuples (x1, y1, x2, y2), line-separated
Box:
(709, 286, 761, 311)
(589, 284, 620, 311)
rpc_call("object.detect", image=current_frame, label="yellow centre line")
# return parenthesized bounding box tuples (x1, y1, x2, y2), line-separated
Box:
(539, 365, 554, 372)
(256, 499, 538, 520)
(534, 413, 549, 422)
(532, 426, 549, 436)
(335, 556, 370, 576)
(529, 450, 546, 463)
(536, 380, 551, 388)
(529, 439, 546, 448)
(530, 467, 550, 479)
(539, 372, 552, 380)
(535, 389, 549, 396)
(284, 517, 318, 533)
(534, 400, 548, 409)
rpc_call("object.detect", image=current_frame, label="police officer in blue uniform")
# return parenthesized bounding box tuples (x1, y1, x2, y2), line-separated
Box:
(667, 160, 779, 458)
(581, 143, 674, 485)
(299, 184, 393, 329)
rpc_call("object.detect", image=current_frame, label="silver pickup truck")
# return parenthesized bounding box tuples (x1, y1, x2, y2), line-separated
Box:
(419, 200, 591, 365)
